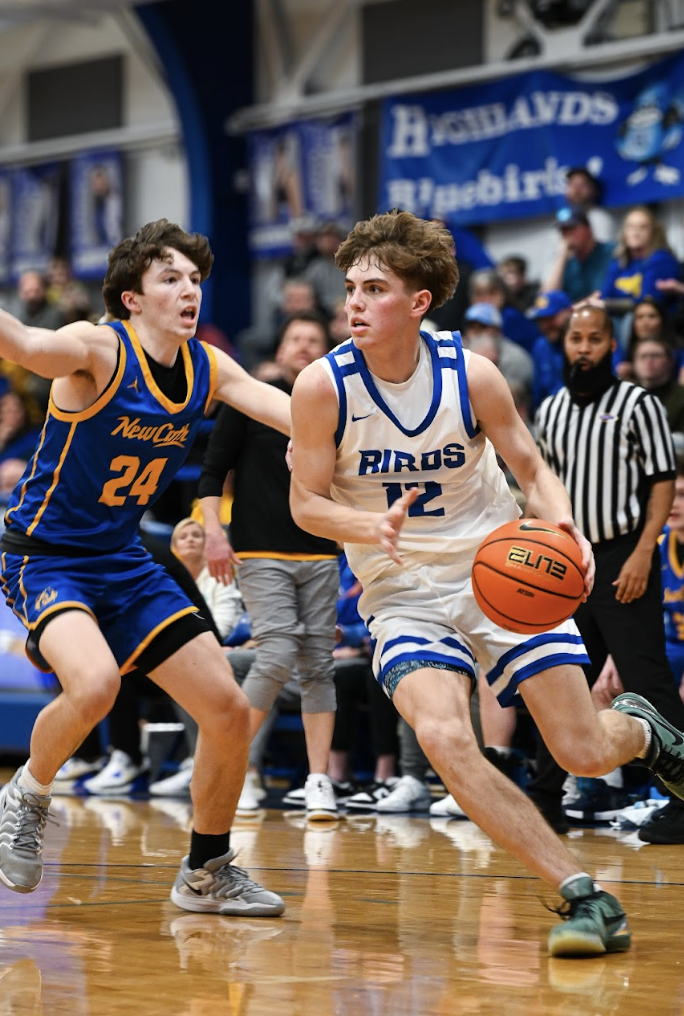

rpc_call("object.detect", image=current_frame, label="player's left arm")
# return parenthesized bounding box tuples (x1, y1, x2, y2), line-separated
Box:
(211, 347, 291, 436)
(468, 353, 594, 593)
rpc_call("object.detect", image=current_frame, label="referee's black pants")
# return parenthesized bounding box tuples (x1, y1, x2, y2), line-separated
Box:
(528, 530, 684, 806)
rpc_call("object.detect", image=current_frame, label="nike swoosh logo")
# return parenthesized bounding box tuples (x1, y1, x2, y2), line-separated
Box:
(518, 521, 560, 534)
(181, 874, 204, 895)
(351, 413, 374, 422)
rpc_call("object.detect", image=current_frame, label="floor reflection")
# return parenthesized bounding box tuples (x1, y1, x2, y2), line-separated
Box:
(0, 795, 682, 1016)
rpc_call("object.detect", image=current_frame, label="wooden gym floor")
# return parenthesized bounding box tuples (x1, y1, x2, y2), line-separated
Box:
(0, 776, 683, 1016)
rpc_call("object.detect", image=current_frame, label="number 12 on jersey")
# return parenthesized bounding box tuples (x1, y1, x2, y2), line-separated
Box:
(383, 481, 445, 517)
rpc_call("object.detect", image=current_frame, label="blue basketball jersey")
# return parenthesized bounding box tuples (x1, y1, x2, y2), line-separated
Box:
(661, 525, 684, 645)
(3, 320, 217, 552)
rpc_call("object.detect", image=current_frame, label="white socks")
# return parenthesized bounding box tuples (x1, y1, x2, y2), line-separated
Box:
(19, 764, 53, 798)
(634, 718, 653, 759)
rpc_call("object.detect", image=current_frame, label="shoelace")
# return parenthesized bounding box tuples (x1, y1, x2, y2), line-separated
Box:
(11, 791, 57, 855)
(652, 743, 684, 784)
(545, 890, 603, 920)
(207, 860, 265, 900)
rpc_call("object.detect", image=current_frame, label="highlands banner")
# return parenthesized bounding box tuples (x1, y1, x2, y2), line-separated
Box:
(380, 52, 684, 226)
(248, 113, 356, 256)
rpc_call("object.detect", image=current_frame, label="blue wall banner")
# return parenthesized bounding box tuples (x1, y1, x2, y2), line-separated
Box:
(10, 164, 60, 278)
(248, 113, 356, 257)
(380, 52, 684, 226)
(70, 151, 124, 279)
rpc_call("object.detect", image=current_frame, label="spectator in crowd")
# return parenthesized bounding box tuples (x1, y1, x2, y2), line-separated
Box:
(329, 297, 349, 347)
(302, 220, 348, 317)
(617, 296, 682, 381)
(468, 268, 540, 353)
(273, 277, 319, 334)
(599, 206, 682, 336)
(534, 302, 684, 843)
(4, 270, 67, 416)
(13, 270, 66, 331)
(425, 222, 492, 335)
(199, 310, 341, 820)
(543, 206, 614, 303)
(527, 289, 573, 410)
(0, 458, 26, 507)
(45, 256, 93, 324)
(660, 459, 684, 705)
(496, 255, 539, 313)
(170, 517, 244, 643)
(564, 165, 613, 242)
(242, 277, 319, 374)
(631, 336, 684, 437)
(283, 214, 320, 279)
(462, 302, 533, 399)
(0, 390, 41, 466)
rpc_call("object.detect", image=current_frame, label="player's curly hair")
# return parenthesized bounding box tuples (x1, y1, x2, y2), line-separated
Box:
(334, 210, 459, 311)
(102, 219, 214, 320)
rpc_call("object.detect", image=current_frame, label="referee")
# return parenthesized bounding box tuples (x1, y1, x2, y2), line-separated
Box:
(532, 302, 684, 843)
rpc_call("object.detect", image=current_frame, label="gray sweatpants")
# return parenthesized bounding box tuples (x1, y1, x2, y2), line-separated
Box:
(237, 557, 338, 714)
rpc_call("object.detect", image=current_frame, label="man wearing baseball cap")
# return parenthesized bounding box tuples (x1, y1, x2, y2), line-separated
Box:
(463, 302, 533, 399)
(528, 290, 573, 410)
(544, 205, 614, 303)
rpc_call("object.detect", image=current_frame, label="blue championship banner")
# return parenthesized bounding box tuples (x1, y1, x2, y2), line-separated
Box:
(70, 151, 124, 279)
(248, 113, 356, 257)
(10, 164, 60, 278)
(380, 51, 684, 225)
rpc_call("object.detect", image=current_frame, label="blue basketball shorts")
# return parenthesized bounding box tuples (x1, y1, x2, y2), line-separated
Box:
(0, 540, 198, 674)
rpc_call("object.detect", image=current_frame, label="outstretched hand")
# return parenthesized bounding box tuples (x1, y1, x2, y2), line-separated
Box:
(376, 487, 418, 565)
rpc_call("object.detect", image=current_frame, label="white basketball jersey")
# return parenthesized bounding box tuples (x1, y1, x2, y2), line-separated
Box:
(319, 329, 520, 585)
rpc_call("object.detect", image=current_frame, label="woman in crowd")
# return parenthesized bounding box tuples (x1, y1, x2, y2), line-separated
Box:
(599, 206, 682, 344)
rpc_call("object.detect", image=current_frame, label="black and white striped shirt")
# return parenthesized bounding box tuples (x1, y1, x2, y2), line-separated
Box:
(535, 380, 676, 544)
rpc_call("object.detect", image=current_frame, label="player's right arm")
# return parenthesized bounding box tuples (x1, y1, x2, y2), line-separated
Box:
(0, 307, 105, 380)
(289, 363, 416, 565)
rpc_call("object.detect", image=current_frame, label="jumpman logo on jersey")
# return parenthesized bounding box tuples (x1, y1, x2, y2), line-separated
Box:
(127, 377, 140, 393)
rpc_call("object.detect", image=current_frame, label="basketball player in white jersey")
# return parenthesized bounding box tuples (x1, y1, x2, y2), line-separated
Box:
(289, 210, 684, 958)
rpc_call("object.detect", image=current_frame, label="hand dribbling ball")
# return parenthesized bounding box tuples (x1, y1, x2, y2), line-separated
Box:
(472, 519, 585, 634)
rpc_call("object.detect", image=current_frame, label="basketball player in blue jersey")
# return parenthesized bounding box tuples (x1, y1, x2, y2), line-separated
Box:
(289, 209, 684, 957)
(0, 219, 286, 917)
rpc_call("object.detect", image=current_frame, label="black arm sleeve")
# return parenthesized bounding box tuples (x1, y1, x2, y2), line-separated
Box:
(197, 402, 249, 499)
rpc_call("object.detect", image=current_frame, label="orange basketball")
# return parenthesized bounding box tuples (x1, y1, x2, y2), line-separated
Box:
(472, 519, 585, 634)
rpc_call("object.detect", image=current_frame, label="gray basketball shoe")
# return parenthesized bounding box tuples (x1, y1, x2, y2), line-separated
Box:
(0, 768, 51, 893)
(171, 849, 285, 916)
(611, 692, 684, 800)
